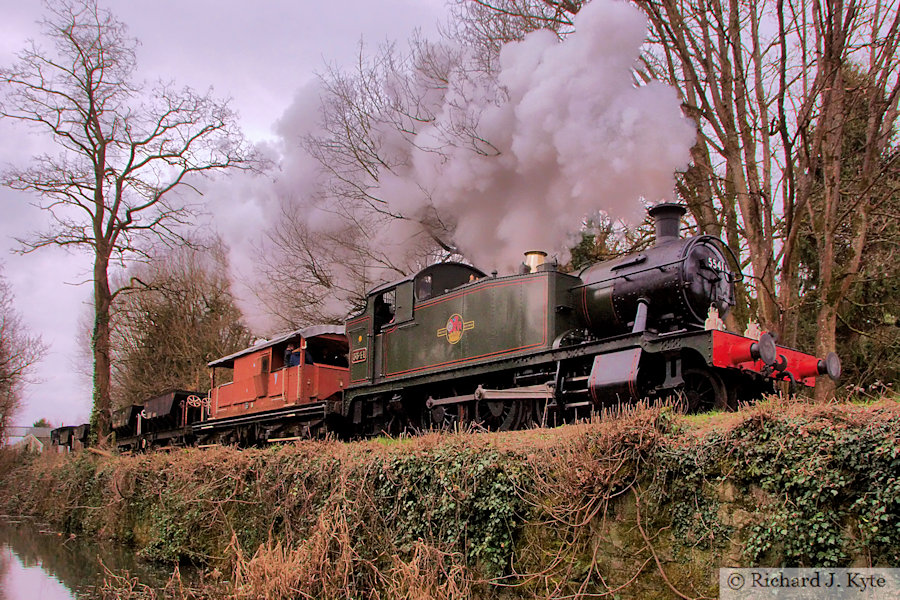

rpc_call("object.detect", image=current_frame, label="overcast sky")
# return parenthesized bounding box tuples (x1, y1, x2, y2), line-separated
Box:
(1, 0, 447, 428)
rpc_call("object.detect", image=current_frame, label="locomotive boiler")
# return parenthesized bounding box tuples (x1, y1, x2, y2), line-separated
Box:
(576, 203, 735, 335)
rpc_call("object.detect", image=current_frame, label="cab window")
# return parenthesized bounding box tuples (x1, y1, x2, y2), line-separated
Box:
(373, 289, 396, 332)
(416, 274, 433, 300)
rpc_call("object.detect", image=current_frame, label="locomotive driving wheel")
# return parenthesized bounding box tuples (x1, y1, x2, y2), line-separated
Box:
(429, 403, 464, 431)
(533, 397, 563, 428)
(681, 367, 730, 413)
(476, 399, 525, 431)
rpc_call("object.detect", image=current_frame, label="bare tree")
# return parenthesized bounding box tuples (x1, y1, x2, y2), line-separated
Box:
(257, 208, 382, 328)
(110, 240, 252, 408)
(789, 2, 900, 399)
(305, 37, 463, 249)
(636, 0, 899, 397)
(257, 194, 454, 329)
(0, 0, 258, 439)
(0, 267, 44, 443)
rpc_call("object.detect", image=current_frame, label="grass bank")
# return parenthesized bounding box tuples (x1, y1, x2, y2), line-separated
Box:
(2, 396, 898, 599)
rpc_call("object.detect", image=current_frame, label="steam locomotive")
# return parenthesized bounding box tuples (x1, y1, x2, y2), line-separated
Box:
(101, 203, 839, 449)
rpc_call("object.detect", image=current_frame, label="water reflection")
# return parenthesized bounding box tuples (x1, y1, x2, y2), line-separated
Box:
(0, 546, 73, 600)
(0, 519, 175, 599)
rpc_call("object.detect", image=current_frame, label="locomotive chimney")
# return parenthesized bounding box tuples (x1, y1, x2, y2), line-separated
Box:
(648, 202, 687, 245)
(524, 250, 547, 273)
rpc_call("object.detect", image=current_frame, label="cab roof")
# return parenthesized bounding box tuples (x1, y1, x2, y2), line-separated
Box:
(366, 262, 486, 297)
(208, 324, 345, 368)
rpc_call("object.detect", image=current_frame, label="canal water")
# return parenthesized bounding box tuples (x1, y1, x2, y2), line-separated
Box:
(0, 518, 179, 599)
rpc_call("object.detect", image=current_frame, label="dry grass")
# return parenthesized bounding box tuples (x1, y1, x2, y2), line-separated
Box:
(101, 562, 209, 600)
(382, 541, 472, 600)
(4, 395, 900, 599)
(232, 505, 363, 599)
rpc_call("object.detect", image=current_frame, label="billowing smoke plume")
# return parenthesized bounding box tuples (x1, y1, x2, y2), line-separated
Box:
(378, 0, 696, 270)
(214, 0, 697, 329)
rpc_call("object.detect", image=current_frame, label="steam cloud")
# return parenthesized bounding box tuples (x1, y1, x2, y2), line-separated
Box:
(380, 0, 696, 270)
(212, 0, 697, 329)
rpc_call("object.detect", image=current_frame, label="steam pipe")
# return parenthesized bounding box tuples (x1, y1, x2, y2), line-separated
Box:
(631, 298, 649, 334)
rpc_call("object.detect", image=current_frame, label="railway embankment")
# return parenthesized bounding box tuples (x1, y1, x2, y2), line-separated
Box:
(1, 397, 898, 599)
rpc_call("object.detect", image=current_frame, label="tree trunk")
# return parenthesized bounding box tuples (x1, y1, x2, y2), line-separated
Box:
(814, 303, 838, 402)
(91, 253, 113, 442)
(811, 44, 846, 403)
(725, 151, 778, 331)
(777, 263, 802, 348)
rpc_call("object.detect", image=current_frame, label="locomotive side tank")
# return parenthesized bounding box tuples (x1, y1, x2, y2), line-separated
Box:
(344, 262, 582, 432)
(347, 263, 580, 385)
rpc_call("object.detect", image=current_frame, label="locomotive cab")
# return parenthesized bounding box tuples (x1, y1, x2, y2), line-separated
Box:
(347, 263, 489, 385)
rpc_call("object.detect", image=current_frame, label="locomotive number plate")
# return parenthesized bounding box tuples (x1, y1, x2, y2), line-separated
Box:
(705, 256, 726, 272)
(351, 348, 368, 364)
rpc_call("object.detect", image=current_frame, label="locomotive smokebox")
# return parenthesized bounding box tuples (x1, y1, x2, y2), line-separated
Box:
(648, 202, 687, 245)
(574, 203, 735, 335)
